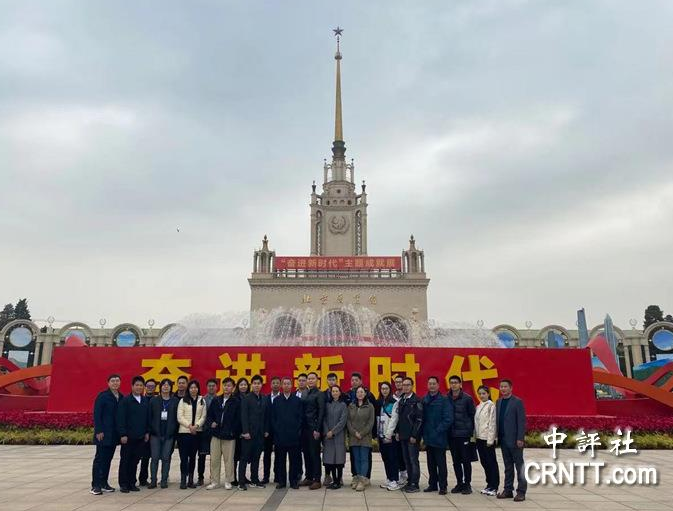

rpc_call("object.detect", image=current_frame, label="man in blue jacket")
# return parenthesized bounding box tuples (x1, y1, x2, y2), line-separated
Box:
(117, 376, 150, 493)
(91, 374, 122, 495)
(422, 376, 452, 495)
(272, 376, 304, 489)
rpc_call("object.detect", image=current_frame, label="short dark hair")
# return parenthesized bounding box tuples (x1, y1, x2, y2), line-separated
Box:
(351, 372, 362, 380)
(131, 376, 145, 386)
(177, 375, 188, 383)
(271, 376, 281, 382)
(222, 377, 235, 386)
(327, 372, 338, 380)
(251, 375, 264, 384)
(159, 378, 173, 389)
(297, 373, 308, 379)
(206, 378, 218, 386)
(427, 376, 439, 383)
(393, 374, 404, 381)
(449, 375, 462, 383)
(281, 376, 293, 383)
(402, 377, 414, 386)
(307, 372, 318, 378)
(500, 379, 513, 387)
(145, 378, 157, 385)
(107, 374, 121, 382)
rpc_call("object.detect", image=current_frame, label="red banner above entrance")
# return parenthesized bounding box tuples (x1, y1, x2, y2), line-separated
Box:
(48, 346, 596, 415)
(274, 256, 402, 271)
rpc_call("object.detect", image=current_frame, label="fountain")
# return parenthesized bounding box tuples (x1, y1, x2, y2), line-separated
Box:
(158, 307, 502, 348)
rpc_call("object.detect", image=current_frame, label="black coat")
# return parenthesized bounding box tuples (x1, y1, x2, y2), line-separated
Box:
(148, 395, 179, 439)
(302, 387, 326, 432)
(271, 393, 303, 447)
(117, 394, 150, 440)
(422, 392, 452, 449)
(240, 392, 269, 443)
(207, 394, 241, 440)
(448, 391, 476, 438)
(496, 395, 526, 448)
(395, 392, 423, 441)
(93, 389, 122, 446)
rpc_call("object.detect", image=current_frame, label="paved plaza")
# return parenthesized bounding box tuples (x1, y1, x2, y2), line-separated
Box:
(0, 445, 670, 511)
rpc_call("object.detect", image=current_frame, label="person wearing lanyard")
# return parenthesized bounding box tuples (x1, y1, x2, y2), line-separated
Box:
(148, 379, 178, 488)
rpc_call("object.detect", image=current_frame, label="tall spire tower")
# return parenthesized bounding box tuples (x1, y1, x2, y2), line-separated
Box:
(309, 27, 368, 256)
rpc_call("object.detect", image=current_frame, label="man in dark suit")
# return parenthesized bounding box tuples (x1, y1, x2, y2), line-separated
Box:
(91, 374, 123, 495)
(272, 377, 303, 489)
(238, 374, 269, 490)
(263, 376, 281, 484)
(495, 379, 527, 502)
(117, 375, 150, 493)
(300, 372, 325, 489)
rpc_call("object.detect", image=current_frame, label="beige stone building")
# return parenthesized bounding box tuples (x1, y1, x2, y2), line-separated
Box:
(248, 33, 429, 343)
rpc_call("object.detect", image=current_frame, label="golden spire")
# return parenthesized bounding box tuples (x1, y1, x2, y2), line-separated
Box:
(333, 26, 344, 143)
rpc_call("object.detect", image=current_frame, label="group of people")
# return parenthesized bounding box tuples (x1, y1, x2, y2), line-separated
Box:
(91, 371, 528, 502)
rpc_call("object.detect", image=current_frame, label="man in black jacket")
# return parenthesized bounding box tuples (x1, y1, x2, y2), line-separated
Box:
(300, 372, 325, 489)
(448, 375, 476, 495)
(148, 378, 178, 488)
(91, 374, 122, 495)
(117, 376, 150, 493)
(138, 378, 157, 486)
(272, 377, 303, 489)
(206, 377, 240, 490)
(496, 379, 527, 502)
(262, 376, 281, 485)
(238, 374, 269, 490)
(395, 377, 423, 493)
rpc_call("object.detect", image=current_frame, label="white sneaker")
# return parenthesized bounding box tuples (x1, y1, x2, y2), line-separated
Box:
(380, 479, 391, 489)
(486, 488, 497, 496)
(206, 483, 219, 490)
(480, 487, 490, 494)
(387, 481, 402, 491)
(224, 482, 233, 490)
(398, 471, 407, 484)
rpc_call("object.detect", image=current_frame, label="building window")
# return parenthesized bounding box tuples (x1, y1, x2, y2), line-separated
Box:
(114, 329, 139, 347)
(374, 317, 408, 344)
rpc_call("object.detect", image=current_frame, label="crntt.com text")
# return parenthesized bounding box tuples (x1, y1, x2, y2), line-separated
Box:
(526, 462, 658, 486)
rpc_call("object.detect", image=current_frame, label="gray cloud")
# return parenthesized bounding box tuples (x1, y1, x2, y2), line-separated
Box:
(1, 0, 672, 330)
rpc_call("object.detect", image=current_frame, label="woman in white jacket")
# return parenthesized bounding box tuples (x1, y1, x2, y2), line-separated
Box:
(177, 380, 207, 489)
(474, 385, 499, 496)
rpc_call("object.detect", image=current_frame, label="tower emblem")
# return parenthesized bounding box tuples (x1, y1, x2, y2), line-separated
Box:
(329, 215, 349, 234)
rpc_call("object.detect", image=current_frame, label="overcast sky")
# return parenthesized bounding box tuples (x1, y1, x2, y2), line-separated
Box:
(1, 1, 672, 331)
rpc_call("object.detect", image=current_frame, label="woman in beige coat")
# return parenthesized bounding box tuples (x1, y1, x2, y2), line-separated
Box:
(474, 385, 499, 496)
(176, 380, 207, 489)
(347, 387, 375, 491)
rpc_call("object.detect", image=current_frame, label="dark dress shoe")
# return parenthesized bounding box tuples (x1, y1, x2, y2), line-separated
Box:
(276, 484, 286, 489)
(514, 493, 526, 502)
(450, 485, 463, 494)
(147, 482, 157, 489)
(160, 482, 168, 489)
(497, 491, 514, 499)
(261, 478, 270, 484)
(461, 485, 472, 495)
(290, 483, 299, 489)
(120, 487, 130, 494)
(439, 489, 447, 495)
(309, 481, 321, 490)
(299, 478, 312, 487)
(129, 486, 140, 492)
(423, 486, 438, 492)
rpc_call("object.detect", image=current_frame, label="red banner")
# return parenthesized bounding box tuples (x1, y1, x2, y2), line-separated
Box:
(274, 256, 402, 271)
(48, 347, 596, 415)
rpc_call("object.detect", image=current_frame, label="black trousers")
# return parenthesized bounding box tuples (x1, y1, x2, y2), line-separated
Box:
(275, 444, 302, 486)
(198, 431, 211, 479)
(263, 433, 275, 481)
(300, 429, 322, 482)
(449, 436, 472, 486)
(138, 440, 151, 484)
(476, 439, 500, 490)
(400, 439, 420, 486)
(118, 438, 145, 489)
(92, 444, 116, 489)
(177, 433, 199, 479)
(426, 445, 448, 490)
(349, 445, 372, 478)
(324, 464, 343, 484)
(379, 439, 399, 482)
(396, 440, 406, 472)
(501, 444, 526, 495)
(239, 439, 264, 484)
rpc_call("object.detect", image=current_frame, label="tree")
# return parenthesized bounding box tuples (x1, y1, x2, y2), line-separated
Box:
(13, 298, 30, 321)
(0, 303, 14, 330)
(644, 305, 664, 329)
